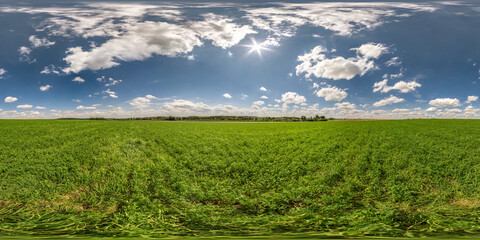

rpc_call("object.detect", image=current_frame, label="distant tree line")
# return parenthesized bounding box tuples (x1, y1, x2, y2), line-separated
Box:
(123, 115, 329, 122)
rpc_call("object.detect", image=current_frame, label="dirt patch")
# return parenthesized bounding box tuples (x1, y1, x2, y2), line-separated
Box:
(453, 199, 480, 208)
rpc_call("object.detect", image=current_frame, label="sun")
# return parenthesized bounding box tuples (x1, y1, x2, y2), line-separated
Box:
(242, 38, 271, 58)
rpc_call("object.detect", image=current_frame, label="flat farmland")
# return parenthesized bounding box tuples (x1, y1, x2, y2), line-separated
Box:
(1, 120, 480, 238)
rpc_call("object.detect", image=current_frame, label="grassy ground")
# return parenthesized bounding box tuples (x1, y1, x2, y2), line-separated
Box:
(1, 119, 480, 238)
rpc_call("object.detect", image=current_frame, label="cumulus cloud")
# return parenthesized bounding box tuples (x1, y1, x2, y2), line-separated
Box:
(4, 96, 18, 103)
(104, 77, 122, 87)
(40, 65, 61, 75)
(429, 98, 461, 108)
(315, 86, 347, 101)
(253, 100, 265, 106)
(163, 99, 223, 113)
(0, 68, 6, 79)
(425, 107, 438, 112)
(72, 76, 85, 83)
(281, 92, 306, 104)
(223, 93, 232, 99)
(29, 35, 55, 48)
(466, 95, 478, 103)
(35, 106, 47, 110)
(296, 43, 386, 80)
(129, 96, 152, 108)
(260, 95, 268, 99)
(392, 108, 409, 113)
(2, 2, 437, 73)
(244, 2, 436, 37)
(373, 79, 421, 93)
(60, 13, 254, 73)
(335, 102, 356, 110)
(62, 22, 202, 73)
(19, 46, 34, 62)
(260, 87, 267, 91)
(190, 13, 256, 49)
(145, 95, 157, 99)
(103, 89, 118, 98)
(353, 43, 388, 59)
(373, 95, 405, 107)
(40, 85, 52, 91)
(17, 104, 33, 109)
(386, 56, 401, 66)
(76, 105, 96, 110)
(464, 105, 480, 115)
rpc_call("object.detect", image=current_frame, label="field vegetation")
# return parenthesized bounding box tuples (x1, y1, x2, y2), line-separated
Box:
(1, 119, 480, 238)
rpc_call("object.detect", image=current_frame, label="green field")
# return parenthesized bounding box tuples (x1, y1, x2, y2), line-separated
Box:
(1, 119, 480, 239)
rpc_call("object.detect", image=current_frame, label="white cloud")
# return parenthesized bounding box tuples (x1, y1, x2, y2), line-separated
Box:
(465, 105, 480, 115)
(190, 13, 256, 49)
(105, 77, 122, 87)
(187, 55, 195, 60)
(76, 105, 96, 110)
(392, 108, 409, 113)
(466, 95, 478, 103)
(228, 51, 233, 57)
(72, 99, 81, 103)
(241, 94, 248, 100)
(429, 98, 461, 108)
(260, 95, 268, 99)
(29, 35, 55, 48)
(373, 79, 421, 93)
(296, 44, 381, 80)
(253, 100, 265, 106)
(223, 93, 232, 99)
(62, 21, 202, 73)
(281, 92, 306, 104)
(316, 86, 347, 101)
(17, 104, 33, 109)
(373, 95, 405, 107)
(40, 85, 52, 91)
(425, 107, 438, 112)
(335, 102, 356, 110)
(244, 2, 436, 37)
(5, 96, 18, 103)
(386, 57, 401, 66)
(60, 13, 254, 73)
(145, 94, 157, 99)
(163, 99, 224, 113)
(260, 86, 267, 91)
(19, 46, 34, 62)
(35, 106, 47, 110)
(2, 2, 436, 74)
(353, 43, 388, 59)
(103, 89, 118, 98)
(312, 83, 319, 89)
(0, 68, 6, 79)
(40, 65, 60, 75)
(18, 46, 31, 55)
(129, 97, 151, 108)
(72, 76, 85, 83)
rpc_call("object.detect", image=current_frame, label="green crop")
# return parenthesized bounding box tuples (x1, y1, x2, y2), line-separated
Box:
(0, 119, 480, 238)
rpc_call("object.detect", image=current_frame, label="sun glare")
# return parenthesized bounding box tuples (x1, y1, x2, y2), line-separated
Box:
(243, 38, 271, 58)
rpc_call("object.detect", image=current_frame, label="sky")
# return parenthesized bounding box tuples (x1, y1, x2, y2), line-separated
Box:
(0, 0, 479, 119)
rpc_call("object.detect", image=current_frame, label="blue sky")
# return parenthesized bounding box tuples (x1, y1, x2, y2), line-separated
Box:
(0, 0, 479, 118)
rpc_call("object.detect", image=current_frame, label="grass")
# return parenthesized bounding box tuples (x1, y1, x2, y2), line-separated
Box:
(1, 119, 480, 238)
